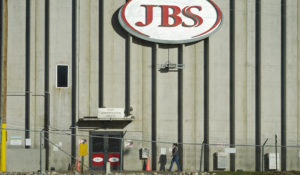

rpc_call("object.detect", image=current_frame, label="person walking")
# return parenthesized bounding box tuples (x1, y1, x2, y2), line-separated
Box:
(168, 143, 181, 171)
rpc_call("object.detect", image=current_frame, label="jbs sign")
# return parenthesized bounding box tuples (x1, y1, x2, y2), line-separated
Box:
(119, 0, 222, 44)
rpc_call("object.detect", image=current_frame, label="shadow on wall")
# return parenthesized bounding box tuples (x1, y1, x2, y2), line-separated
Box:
(124, 148, 131, 155)
(111, 8, 157, 47)
(111, 8, 127, 39)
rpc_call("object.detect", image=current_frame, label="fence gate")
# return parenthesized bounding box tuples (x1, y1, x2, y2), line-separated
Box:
(89, 132, 122, 170)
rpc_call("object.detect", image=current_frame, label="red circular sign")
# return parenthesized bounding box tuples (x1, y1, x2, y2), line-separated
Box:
(119, 0, 222, 44)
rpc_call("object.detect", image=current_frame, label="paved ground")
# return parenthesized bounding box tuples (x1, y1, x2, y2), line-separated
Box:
(1, 171, 300, 175)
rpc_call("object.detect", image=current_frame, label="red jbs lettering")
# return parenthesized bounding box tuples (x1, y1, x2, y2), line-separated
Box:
(135, 5, 203, 27)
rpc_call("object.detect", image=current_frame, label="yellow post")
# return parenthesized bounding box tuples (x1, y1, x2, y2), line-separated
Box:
(0, 124, 6, 172)
(0, 0, 8, 172)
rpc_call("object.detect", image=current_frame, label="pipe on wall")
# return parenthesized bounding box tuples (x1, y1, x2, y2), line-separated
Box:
(178, 44, 183, 169)
(25, 0, 31, 149)
(44, 0, 50, 171)
(99, 0, 104, 108)
(71, 0, 77, 168)
(281, 0, 287, 171)
(203, 38, 209, 172)
(151, 44, 157, 170)
(229, 0, 236, 171)
(255, 0, 262, 171)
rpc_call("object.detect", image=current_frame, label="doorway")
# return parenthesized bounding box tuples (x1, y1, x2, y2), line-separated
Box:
(89, 132, 123, 170)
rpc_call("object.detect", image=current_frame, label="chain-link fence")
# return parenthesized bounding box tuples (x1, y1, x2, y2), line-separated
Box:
(1, 127, 300, 173)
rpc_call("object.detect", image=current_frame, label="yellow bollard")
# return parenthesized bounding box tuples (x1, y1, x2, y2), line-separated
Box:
(0, 123, 7, 172)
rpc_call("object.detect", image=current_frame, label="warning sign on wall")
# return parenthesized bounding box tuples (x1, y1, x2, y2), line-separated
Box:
(79, 139, 87, 156)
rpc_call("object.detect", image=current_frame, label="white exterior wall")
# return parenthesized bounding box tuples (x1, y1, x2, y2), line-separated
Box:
(3, 0, 300, 172)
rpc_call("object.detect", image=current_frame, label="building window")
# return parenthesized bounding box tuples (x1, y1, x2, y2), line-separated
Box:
(57, 65, 69, 88)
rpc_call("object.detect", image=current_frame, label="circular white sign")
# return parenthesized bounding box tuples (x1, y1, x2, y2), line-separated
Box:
(93, 157, 103, 163)
(109, 157, 120, 163)
(119, 0, 222, 44)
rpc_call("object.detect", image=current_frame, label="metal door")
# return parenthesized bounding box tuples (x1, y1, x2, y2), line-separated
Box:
(89, 132, 122, 170)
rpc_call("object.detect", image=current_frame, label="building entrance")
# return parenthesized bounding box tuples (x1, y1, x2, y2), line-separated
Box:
(89, 132, 122, 170)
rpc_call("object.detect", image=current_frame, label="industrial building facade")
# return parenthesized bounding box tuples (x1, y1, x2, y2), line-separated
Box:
(1, 0, 300, 172)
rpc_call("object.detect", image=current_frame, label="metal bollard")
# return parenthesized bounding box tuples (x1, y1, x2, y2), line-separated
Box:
(106, 163, 111, 175)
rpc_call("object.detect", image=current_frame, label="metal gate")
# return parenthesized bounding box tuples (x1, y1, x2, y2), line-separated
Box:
(89, 132, 122, 170)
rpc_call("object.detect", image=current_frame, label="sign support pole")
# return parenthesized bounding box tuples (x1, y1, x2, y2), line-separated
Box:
(81, 156, 84, 173)
(0, 0, 8, 172)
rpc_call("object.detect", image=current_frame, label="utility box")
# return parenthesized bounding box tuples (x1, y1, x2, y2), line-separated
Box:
(264, 153, 280, 170)
(213, 152, 227, 170)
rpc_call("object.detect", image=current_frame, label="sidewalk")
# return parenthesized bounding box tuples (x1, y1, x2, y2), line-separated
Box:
(1, 171, 300, 175)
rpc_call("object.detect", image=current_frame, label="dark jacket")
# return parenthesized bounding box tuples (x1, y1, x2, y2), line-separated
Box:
(172, 146, 179, 157)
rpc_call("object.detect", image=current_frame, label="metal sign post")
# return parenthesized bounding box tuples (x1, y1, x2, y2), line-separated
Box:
(0, 0, 8, 172)
(79, 139, 87, 173)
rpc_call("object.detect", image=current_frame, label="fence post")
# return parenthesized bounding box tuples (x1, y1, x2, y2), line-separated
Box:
(120, 131, 127, 172)
(40, 129, 44, 174)
(262, 138, 268, 172)
(120, 137, 124, 172)
(200, 140, 204, 172)
(275, 134, 277, 170)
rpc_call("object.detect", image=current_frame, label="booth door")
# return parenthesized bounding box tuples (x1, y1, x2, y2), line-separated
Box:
(90, 132, 122, 170)
(90, 133, 105, 170)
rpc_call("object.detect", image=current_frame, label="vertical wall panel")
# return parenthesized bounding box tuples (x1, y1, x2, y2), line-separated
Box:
(49, 0, 72, 170)
(89, 0, 99, 115)
(103, 0, 125, 108)
(182, 42, 204, 170)
(286, 0, 298, 170)
(78, 0, 99, 118)
(33, 0, 45, 148)
(194, 42, 205, 171)
(235, 0, 254, 171)
(260, 0, 281, 159)
(7, 0, 26, 142)
(246, 0, 256, 171)
(140, 43, 152, 161)
(298, 0, 300, 169)
(29, 0, 37, 147)
(297, 0, 300, 170)
(123, 37, 146, 170)
(182, 44, 196, 169)
(78, 0, 92, 118)
(208, 0, 230, 171)
(156, 46, 178, 169)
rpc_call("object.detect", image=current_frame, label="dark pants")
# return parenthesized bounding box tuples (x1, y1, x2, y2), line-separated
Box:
(168, 156, 180, 171)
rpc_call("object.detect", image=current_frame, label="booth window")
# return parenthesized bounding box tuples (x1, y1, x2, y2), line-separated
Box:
(57, 65, 69, 88)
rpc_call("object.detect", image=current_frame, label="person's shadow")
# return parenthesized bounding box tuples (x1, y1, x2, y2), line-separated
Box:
(159, 154, 167, 171)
